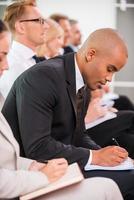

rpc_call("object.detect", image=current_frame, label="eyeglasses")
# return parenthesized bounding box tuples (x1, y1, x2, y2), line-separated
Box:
(19, 17, 47, 25)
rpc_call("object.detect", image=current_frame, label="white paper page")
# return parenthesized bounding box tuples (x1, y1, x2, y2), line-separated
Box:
(85, 111, 117, 129)
(85, 157, 134, 171)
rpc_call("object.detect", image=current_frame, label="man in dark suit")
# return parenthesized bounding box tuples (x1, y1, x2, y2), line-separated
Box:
(2, 28, 134, 199)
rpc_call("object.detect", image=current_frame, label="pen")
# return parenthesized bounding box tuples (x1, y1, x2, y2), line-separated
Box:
(112, 138, 120, 146)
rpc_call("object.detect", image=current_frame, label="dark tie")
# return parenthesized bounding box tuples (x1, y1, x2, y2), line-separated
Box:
(32, 55, 46, 63)
(74, 85, 100, 149)
(73, 85, 88, 146)
(76, 85, 89, 130)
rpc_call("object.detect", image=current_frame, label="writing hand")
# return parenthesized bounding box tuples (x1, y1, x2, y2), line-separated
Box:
(92, 146, 128, 167)
(40, 158, 68, 183)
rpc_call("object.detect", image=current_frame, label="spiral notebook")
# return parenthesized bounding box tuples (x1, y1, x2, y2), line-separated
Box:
(20, 163, 84, 200)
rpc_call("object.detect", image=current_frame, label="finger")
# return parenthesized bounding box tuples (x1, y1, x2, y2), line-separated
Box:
(49, 162, 68, 172)
(116, 146, 128, 153)
(113, 151, 128, 160)
(56, 163, 68, 171)
(53, 158, 68, 165)
(112, 146, 128, 155)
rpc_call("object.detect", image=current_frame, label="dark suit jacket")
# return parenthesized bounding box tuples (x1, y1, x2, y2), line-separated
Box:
(63, 46, 75, 54)
(2, 53, 99, 169)
(114, 95, 134, 111)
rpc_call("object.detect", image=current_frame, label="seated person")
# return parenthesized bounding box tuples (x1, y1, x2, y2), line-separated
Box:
(64, 19, 82, 54)
(36, 19, 64, 59)
(85, 86, 134, 159)
(85, 87, 117, 124)
(102, 84, 134, 111)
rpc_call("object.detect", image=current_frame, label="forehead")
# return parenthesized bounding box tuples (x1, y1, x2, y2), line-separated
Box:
(24, 6, 43, 18)
(59, 19, 71, 30)
(110, 46, 127, 71)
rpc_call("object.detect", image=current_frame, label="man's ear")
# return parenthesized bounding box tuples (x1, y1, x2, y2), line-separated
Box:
(85, 48, 96, 62)
(15, 21, 25, 34)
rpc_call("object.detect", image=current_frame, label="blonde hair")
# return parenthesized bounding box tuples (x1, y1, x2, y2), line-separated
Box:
(3, 0, 36, 34)
(37, 19, 64, 57)
(45, 19, 64, 42)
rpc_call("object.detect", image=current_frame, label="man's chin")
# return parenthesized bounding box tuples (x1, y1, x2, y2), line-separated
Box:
(88, 85, 98, 91)
(87, 83, 102, 90)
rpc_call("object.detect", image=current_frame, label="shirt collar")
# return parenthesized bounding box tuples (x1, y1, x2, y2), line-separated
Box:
(74, 55, 84, 93)
(11, 41, 35, 60)
(69, 44, 79, 52)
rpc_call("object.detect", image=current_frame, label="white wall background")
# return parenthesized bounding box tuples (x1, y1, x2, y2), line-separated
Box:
(37, 0, 116, 43)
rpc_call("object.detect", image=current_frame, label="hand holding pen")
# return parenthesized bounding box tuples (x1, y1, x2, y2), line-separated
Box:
(40, 158, 68, 183)
(29, 158, 68, 183)
(92, 142, 128, 167)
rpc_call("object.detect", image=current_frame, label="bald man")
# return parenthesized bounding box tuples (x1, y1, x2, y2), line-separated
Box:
(2, 28, 134, 199)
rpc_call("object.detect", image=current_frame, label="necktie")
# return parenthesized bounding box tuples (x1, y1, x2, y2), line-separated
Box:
(32, 55, 46, 63)
(73, 85, 87, 145)
(74, 85, 101, 149)
(76, 85, 89, 130)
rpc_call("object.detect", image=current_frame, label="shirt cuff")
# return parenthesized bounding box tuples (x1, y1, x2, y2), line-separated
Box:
(84, 150, 92, 170)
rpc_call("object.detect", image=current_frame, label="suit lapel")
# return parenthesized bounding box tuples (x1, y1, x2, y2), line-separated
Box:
(64, 53, 77, 118)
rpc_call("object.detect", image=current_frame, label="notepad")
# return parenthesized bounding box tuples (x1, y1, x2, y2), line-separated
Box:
(20, 163, 84, 200)
(85, 157, 134, 171)
(85, 111, 117, 129)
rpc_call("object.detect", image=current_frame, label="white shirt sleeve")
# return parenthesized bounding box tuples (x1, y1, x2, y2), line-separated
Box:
(84, 150, 92, 170)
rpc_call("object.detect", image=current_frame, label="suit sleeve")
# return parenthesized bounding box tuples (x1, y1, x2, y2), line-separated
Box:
(11, 68, 90, 169)
(0, 168, 49, 198)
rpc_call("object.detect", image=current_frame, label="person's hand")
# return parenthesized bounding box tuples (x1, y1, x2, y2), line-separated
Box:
(29, 160, 46, 171)
(40, 158, 68, 183)
(108, 107, 118, 113)
(85, 98, 108, 123)
(92, 146, 128, 167)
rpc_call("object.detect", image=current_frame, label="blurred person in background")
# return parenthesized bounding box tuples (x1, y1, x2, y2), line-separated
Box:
(50, 13, 72, 54)
(64, 19, 82, 54)
(102, 84, 134, 111)
(0, 0, 49, 98)
(37, 19, 64, 59)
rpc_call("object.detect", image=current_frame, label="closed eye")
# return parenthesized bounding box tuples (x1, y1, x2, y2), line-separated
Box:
(107, 65, 117, 73)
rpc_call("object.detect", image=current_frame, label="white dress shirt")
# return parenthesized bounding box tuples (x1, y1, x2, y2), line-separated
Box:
(0, 41, 37, 98)
(0, 91, 5, 111)
(69, 44, 79, 52)
(74, 56, 92, 167)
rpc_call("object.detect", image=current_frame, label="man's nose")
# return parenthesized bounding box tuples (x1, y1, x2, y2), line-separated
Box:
(106, 73, 113, 82)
